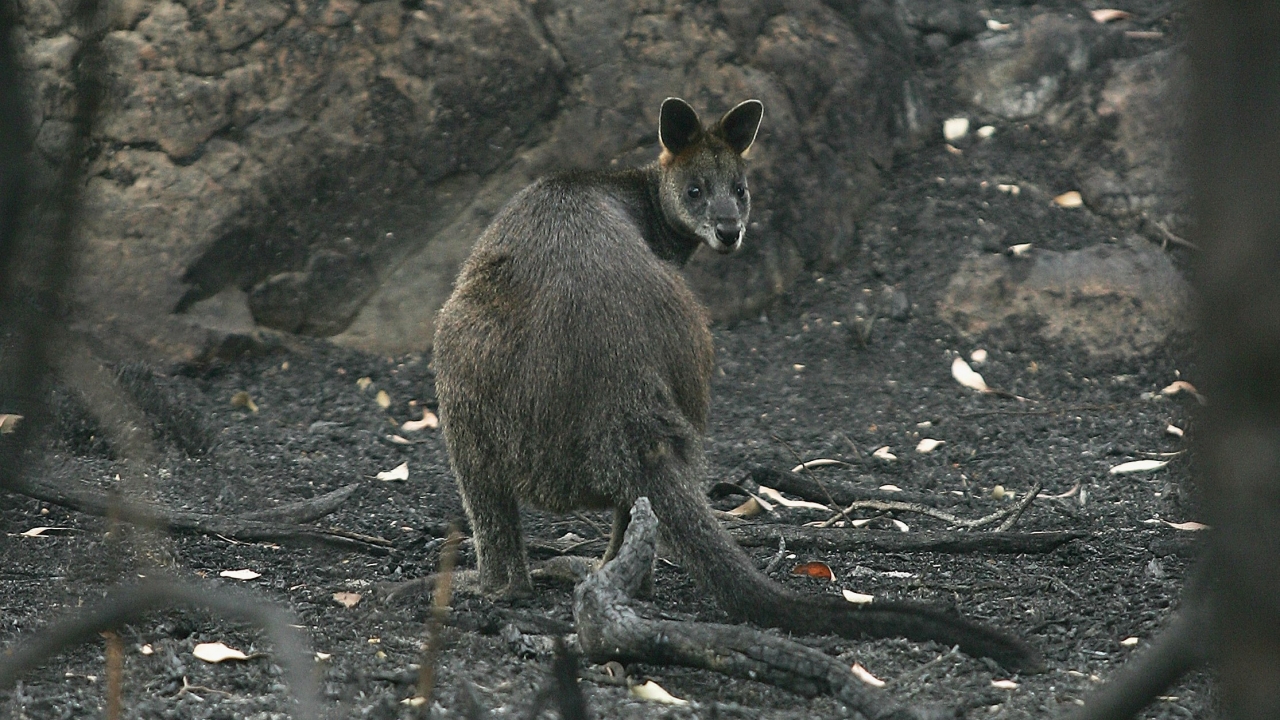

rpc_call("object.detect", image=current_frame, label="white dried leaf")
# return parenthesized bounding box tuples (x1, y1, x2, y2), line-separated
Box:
(219, 569, 261, 581)
(376, 462, 410, 482)
(1053, 191, 1084, 207)
(851, 663, 886, 687)
(19, 526, 71, 537)
(1165, 424, 1184, 438)
(757, 486, 830, 510)
(333, 592, 363, 608)
(401, 410, 439, 432)
(1161, 380, 1206, 404)
(872, 446, 897, 462)
(996, 183, 1020, 195)
(842, 589, 875, 604)
(916, 438, 944, 453)
(991, 485, 1006, 500)
(977, 125, 996, 139)
(951, 357, 991, 393)
(891, 519, 910, 532)
(1163, 520, 1209, 531)
(969, 349, 988, 364)
(943, 117, 969, 141)
(727, 496, 768, 518)
(1120, 636, 1140, 646)
(356, 377, 373, 390)
(790, 458, 850, 473)
(1109, 459, 1169, 475)
(375, 390, 391, 409)
(388, 435, 412, 445)
(315, 652, 332, 661)
(878, 484, 903, 493)
(987, 19, 1011, 30)
(1009, 243, 1033, 257)
(139, 644, 154, 655)
(1091, 8, 1133, 23)
(0, 413, 22, 434)
(193, 642, 249, 663)
(630, 681, 688, 706)
(991, 679, 1019, 690)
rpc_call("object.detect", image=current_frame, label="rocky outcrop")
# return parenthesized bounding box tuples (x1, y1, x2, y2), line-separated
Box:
(15, 0, 918, 359)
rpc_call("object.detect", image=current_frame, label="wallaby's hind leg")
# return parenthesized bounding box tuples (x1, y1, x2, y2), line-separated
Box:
(453, 456, 534, 598)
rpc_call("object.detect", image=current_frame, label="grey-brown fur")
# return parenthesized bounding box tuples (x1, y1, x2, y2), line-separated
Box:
(434, 98, 1042, 672)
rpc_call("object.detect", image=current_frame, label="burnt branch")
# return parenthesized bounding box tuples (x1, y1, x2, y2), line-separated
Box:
(574, 498, 956, 720)
(728, 524, 1084, 554)
(5, 475, 390, 553)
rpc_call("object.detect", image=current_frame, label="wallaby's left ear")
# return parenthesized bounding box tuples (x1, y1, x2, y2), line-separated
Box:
(718, 99, 764, 156)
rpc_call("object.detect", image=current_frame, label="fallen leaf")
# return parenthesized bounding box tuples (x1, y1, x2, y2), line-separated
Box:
(891, 519, 910, 532)
(916, 438, 945, 453)
(970, 349, 988, 364)
(878, 484, 903, 493)
(757, 486, 830, 510)
(872, 446, 897, 462)
(193, 642, 249, 663)
(851, 663, 886, 687)
(1109, 459, 1169, 475)
(790, 458, 850, 473)
(943, 117, 969, 142)
(991, 679, 1019, 690)
(987, 18, 1011, 30)
(1165, 424, 1184, 438)
(1163, 520, 1209, 531)
(1161, 380, 1206, 404)
(1009, 243, 1033, 257)
(333, 591, 362, 608)
(401, 696, 427, 707)
(727, 496, 768, 518)
(388, 435, 412, 445)
(230, 391, 258, 413)
(977, 125, 997, 139)
(996, 183, 1020, 195)
(375, 390, 391, 409)
(219, 569, 261, 581)
(401, 410, 439, 432)
(1053, 191, 1084, 208)
(791, 561, 835, 582)
(842, 589, 874, 604)
(951, 357, 991, 393)
(19, 526, 71, 537)
(1120, 636, 1140, 646)
(315, 652, 332, 661)
(0, 413, 22, 434)
(991, 485, 1006, 500)
(376, 462, 409, 482)
(139, 644, 153, 655)
(630, 680, 688, 706)
(1091, 8, 1133, 23)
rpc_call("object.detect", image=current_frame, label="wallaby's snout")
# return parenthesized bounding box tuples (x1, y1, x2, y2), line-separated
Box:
(711, 198, 743, 252)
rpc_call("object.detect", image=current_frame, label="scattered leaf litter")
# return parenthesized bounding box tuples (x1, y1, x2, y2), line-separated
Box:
(333, 592, 363, 608)
(1053, 191, 1084, 207)
(376, 462, 410, 482)
(842, 589, 874, 604)
(1109, 459, 1169, 475)
(630, 681, 689, 705)
(193, 642, 249, 663)
(219, 569, 261, 581)
(850, 663, 885, 687)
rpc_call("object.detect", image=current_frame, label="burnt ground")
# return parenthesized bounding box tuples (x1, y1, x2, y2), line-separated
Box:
(0, 18, 1209, 720)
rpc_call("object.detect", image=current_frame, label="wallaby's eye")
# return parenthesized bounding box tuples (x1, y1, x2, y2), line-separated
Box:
(687, 185, 701, 200)
(735, 183, 746, 198)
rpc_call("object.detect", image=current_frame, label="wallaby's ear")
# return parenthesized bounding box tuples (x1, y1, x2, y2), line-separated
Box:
(718, 99, 764, 155)
(659, 97, 703, 157)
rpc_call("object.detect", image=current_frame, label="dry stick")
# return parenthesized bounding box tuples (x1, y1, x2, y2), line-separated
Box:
(994, 483, 1042, 532)
(0, 576, 322, 719)
(105, 630, 123, 720)
(770, 436, 857, 525)
(728, 525, 1084, 555)
(817, 482, 1043, 530)
(575, 498, 953, 720)
(417, 526, 461, 706)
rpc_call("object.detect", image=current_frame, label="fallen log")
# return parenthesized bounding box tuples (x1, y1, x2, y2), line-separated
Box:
(727, 524, 1084, 554)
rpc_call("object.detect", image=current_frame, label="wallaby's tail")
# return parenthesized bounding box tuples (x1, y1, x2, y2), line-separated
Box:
(645, 483, 1045, 673)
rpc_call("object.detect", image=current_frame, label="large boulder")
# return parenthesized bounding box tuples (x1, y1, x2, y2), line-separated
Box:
(16, 0, 918, 359)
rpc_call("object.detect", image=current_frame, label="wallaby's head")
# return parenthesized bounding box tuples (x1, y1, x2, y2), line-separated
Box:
(656, 97, 764, 255)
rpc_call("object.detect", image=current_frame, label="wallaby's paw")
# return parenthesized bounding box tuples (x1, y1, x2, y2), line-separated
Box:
(532, 555, 599, 585)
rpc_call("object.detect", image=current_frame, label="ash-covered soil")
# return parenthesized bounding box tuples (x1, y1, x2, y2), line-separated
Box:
(0, 13, 1208, 720)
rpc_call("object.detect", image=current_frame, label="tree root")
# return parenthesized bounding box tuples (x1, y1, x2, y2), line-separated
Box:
(574, 498, 958, 720)
(5, 475, 391, 553)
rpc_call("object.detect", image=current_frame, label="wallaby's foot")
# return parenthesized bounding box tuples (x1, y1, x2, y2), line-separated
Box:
(532, 555, 600, 585)
(379, 569, 483, 604)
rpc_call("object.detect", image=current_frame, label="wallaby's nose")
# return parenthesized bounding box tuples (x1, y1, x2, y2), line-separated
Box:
(715, 221, 742, 245)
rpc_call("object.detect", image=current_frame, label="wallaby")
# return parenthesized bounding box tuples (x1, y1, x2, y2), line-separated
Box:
(433, 98, 1043, 672)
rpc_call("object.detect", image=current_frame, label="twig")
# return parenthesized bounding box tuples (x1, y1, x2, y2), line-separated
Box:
(105, 631, 122, 720)
(0, 576, 322, 718)
(417, 525, 461, 707)
(818, 482, 1043, 530)
(994, 483, 1042, 532)
(1149, 218, 1201, 251)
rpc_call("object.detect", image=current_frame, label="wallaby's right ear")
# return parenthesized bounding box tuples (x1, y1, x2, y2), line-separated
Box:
(718, 99, 764, 156)
(659, 97, 703, 160)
